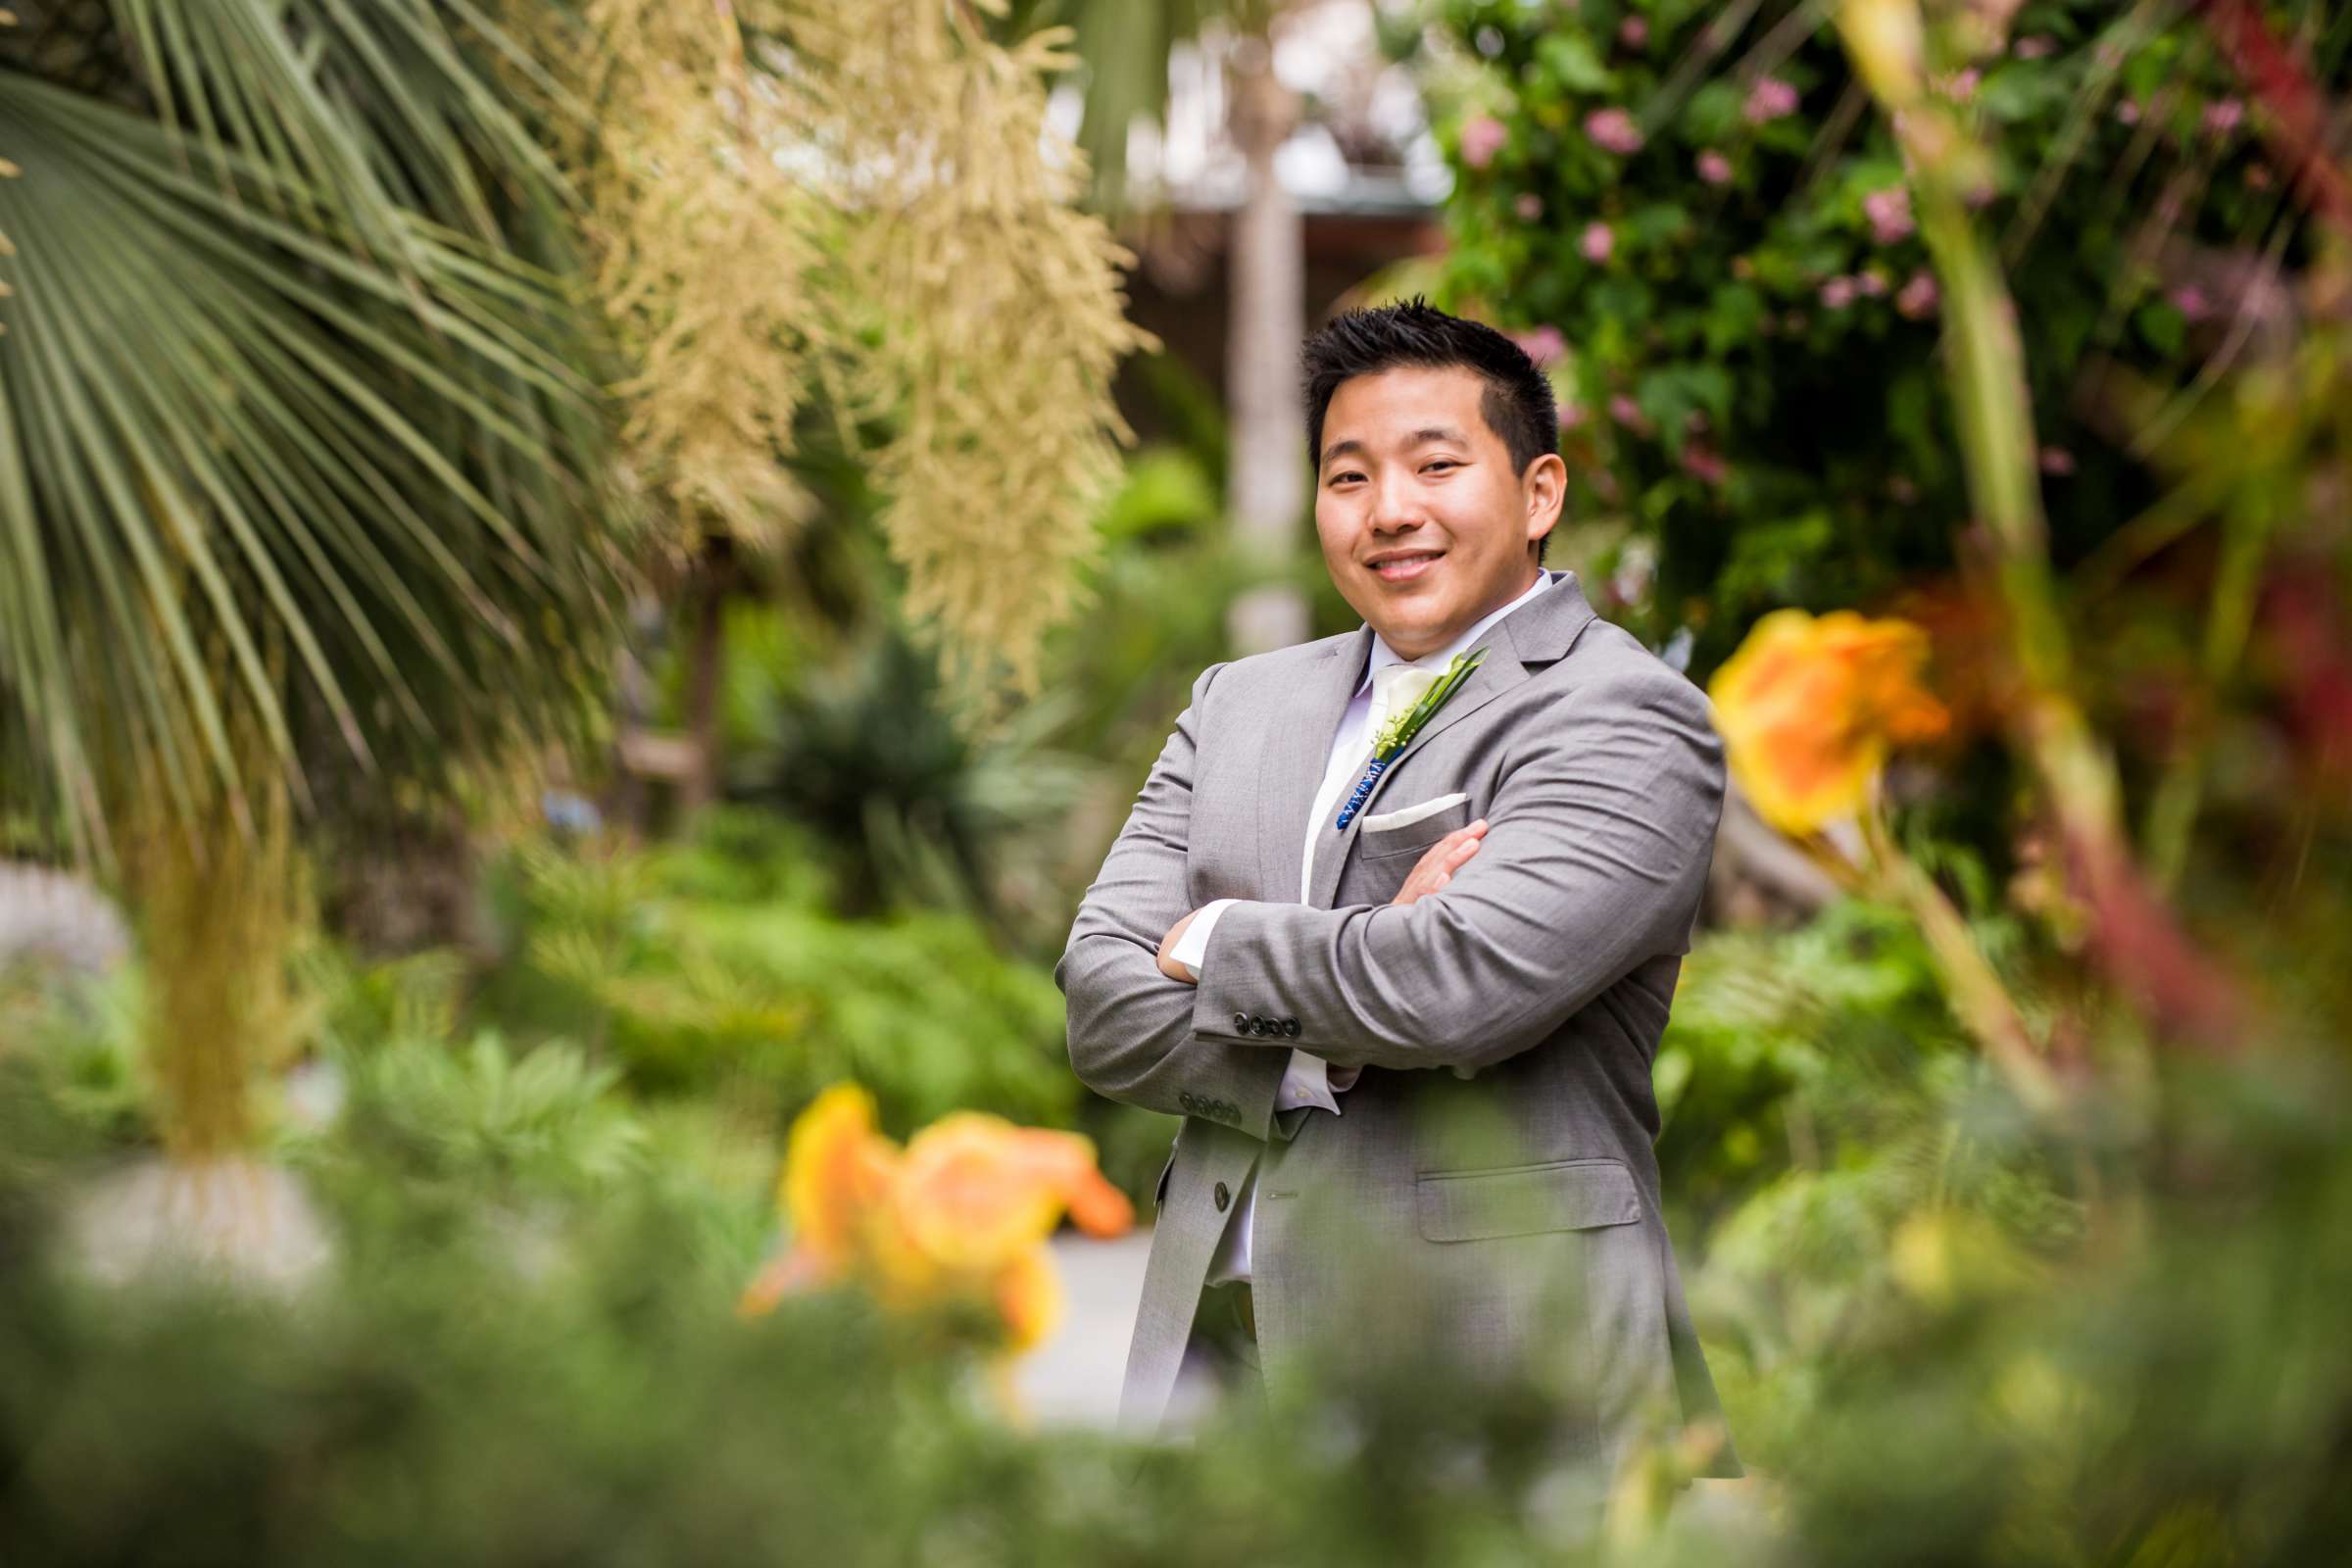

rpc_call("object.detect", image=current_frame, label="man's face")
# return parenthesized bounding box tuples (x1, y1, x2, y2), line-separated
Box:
(1313, 365, 1563, 662)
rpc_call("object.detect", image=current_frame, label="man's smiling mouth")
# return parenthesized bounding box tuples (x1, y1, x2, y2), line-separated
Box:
(1367, 550, 1444, 583)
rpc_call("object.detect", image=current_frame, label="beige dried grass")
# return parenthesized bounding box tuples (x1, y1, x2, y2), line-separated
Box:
(517, 0, 1156, 713)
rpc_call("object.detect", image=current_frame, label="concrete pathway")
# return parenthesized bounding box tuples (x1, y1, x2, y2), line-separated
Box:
(1011, 1226, 1227, 1430)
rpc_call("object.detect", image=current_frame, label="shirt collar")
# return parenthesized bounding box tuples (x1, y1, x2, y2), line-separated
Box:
(1358, 568, 1563, 695)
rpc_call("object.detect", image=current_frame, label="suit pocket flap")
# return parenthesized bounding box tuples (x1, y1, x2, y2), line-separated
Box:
(1414, 1158, 1642, 1243)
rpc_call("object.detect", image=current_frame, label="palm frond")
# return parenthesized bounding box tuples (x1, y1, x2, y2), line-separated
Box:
(111, 0, 568, 256)
(0, 67, 617, 859)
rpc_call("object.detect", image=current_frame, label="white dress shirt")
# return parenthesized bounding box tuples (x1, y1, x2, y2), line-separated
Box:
(1173, 567, 1563, 1285)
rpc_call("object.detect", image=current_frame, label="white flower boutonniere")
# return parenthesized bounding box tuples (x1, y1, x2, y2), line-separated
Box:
(1334, 647, 1489, 831)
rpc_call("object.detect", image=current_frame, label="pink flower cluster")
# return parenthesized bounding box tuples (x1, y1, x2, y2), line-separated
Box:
(1744, 76, 1798, 125)
(1864, 186, 1914, 244)
(1585, 107, 1643, 156)
(1815, 272, 1888, 310)
(1895, 270, 1939, 319)
(1580, 221, 1614, 263)
(1696, 150, 1733, 185)
(1510, 324, 1568, 368)
(1680, 442, 1730, 485)
(1460, 115, 1508, 170)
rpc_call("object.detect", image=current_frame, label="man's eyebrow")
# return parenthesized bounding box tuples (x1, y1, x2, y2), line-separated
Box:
(1318, 426, 1471, 469)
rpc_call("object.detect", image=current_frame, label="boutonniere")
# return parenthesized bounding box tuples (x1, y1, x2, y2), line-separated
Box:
(1334, 647, 1488, 831)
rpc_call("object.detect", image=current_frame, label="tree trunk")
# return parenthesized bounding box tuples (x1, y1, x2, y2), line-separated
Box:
(681, 536, 737, 819)
(1223, 25, 1310, 657)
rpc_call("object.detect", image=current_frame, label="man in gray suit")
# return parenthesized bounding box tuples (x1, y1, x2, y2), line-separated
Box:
(1057, 300, 1740, 1480)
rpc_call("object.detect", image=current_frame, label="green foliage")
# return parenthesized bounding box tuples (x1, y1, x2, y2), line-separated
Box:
(727, 623, 1090, 931)
(0, 968, 151, 1147)
(0, 1032, 2347, 1563)
(324, 1032, 649, 1200)
(1656, 900, 2083, 1459)
(1423, 0, 2348, 671)
(475, 812, 1077, 1138)
(1655, 900, 1974, 1226)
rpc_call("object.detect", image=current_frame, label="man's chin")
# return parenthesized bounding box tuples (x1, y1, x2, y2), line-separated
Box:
(1369, 612, 1454, 661)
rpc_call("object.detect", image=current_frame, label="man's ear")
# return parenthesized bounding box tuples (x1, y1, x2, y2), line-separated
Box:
(1523, 453, 1567, 553)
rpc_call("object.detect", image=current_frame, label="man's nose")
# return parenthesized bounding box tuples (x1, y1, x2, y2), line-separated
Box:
(1367, 472, 1428, 532)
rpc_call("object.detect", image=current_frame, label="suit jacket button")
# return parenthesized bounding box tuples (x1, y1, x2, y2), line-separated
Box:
(1213, 1181, 1230, 1211)
(1179, 1092, 1197, 1111)
(1283, 1018, 1300, 1037)
(1233, 1012, 1250, 1033)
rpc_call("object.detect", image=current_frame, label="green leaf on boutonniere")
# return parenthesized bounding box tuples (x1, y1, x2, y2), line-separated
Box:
(1371, 647, 1488, 760)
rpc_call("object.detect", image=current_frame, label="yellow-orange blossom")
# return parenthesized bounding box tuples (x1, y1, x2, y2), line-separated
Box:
(738, 1083, 1134, 1354)
(1707, 609, 1950, 835)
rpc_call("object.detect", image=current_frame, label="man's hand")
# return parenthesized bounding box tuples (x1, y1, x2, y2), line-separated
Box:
(1153, 818, 1487, 983)
(1156, 907, 1201, 983)
(1393, 819, 1488, 905)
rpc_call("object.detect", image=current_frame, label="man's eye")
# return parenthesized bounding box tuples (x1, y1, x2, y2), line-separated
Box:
(1425, 461, 1458, 472)
(1330, 471, 1363, 484)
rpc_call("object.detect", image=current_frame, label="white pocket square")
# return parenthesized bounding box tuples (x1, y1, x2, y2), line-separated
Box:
(1361, 792, 1469, 833)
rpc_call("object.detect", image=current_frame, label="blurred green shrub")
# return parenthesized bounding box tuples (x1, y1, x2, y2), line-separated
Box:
(0, 1034, 2346, 1564)
(326, 1032, 649, 1200)
(1421, 0, 2344, 668)
(728, 625, 1090, 933)
(1655, 899, 1983, 1227)
(0, 967, 152, 1150)
(473, 810, 1076, 1137)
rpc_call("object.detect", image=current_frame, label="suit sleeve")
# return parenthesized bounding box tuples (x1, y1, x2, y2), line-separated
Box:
(1055, 662, 1295, 1141)
(1184, 667, 1725, 1076)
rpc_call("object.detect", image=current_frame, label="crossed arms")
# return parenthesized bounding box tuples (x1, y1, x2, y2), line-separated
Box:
(1056, 655, 1725, 1138)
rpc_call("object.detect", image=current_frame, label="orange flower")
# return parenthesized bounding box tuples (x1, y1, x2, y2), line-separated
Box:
(990, 1247, 1064, 1355)
(1709, 609, 1950, 835)
(739, 1084, 1133, 1360)
(776, 1083, 900, 1279)
(895, 1113, 1133, 1273)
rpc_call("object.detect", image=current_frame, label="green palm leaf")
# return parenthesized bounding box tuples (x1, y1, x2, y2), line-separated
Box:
(0, 12, 619, 860)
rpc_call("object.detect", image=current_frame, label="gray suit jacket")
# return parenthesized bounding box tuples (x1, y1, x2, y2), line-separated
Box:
(1057, 573, 1740, 1478)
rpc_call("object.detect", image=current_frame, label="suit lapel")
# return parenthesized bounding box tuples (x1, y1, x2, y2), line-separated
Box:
(1256, 626, 1373, 906)
(1302, 572, 1600, 910)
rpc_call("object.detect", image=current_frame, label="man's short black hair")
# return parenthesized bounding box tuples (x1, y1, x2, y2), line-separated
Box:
(1299, 296, 1561, 563)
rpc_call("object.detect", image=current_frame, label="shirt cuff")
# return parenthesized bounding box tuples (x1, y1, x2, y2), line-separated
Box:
(1278, 1049, 1358, 1114)
(1168, 898, 1239, 981)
